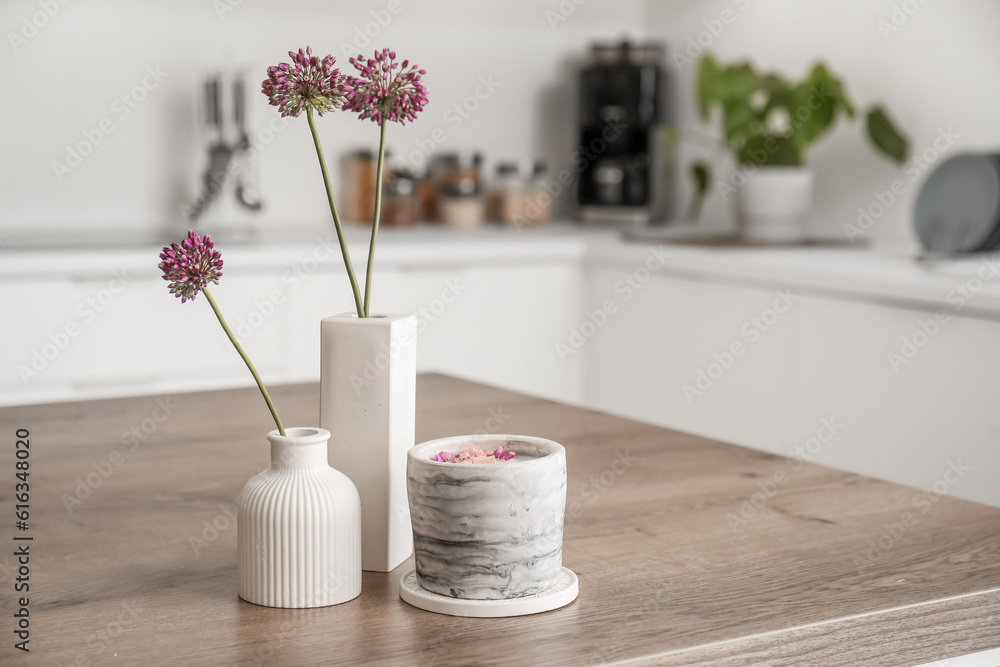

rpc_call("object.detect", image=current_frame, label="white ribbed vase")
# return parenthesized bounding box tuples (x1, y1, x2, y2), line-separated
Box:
(237, 427, 362, 608)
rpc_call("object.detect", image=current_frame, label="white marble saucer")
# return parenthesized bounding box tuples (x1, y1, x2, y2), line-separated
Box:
(399, 567, 578, 618)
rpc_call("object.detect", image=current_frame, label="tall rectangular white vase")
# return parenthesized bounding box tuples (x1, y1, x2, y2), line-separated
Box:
(320, 312, 417, 572)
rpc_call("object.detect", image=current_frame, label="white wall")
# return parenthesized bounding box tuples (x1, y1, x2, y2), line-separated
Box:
(646, 0, 1000, 251)
(0, 0, 646, 236)
(8, 0, 998, 249)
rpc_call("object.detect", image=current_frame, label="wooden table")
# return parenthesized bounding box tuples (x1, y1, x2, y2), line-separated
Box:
(2, 374, 999, 666)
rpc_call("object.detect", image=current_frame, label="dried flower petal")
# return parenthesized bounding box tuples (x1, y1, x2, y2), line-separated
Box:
(431, 446, 515, 463)
(493, 447, 516, 461)
(261, 47, 351, 118)
(158, 230, 223, 303)
(345, 48, 428, 125)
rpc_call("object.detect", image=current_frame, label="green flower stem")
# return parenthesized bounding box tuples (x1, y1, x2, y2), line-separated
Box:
(203, 287, 285, 436)
(306, 107, 365, 318)
(363, 120, 388, 318)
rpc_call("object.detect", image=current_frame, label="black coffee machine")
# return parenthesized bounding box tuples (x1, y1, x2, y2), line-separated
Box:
(576, 41, 672, 225)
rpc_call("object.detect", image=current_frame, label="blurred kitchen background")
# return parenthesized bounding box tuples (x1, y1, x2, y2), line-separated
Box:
(3, 1, 1000, 507)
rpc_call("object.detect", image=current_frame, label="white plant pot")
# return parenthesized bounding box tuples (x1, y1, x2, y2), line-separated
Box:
(406, 435, 567, 600)
(320, 313, 417, 572)
(237, 427, 361, 608)
(737, 166, 814, 243)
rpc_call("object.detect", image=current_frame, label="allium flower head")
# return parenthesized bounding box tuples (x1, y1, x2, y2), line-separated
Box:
(345, 48, 428, 125)
(262, 46, 351, 118)
(159, 231, 223, 303)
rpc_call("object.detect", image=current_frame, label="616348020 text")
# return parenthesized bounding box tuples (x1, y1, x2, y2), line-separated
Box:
(13, 427, 32, 653)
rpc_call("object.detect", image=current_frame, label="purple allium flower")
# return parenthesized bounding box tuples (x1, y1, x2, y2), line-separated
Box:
(261, 46, 351, 118)
(345, 48, 428, 125)
(159, 231, 223, 303)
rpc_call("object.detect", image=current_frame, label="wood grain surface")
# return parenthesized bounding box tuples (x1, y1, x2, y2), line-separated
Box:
(1, 374, 998, 666)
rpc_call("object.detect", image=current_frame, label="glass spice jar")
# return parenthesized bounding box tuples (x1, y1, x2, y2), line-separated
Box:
(381, 168, 419, 227)
(436, 152, 485, 228)
(488, 160, 552, 227)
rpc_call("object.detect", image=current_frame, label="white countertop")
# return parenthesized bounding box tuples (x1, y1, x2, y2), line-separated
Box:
(4, 222, 1000, 319)
(588, 234, 1000, 319)
(0, 224, 596, 278)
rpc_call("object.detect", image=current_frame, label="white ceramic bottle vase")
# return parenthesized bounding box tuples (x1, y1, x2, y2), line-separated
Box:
(237, 427, 362, 608)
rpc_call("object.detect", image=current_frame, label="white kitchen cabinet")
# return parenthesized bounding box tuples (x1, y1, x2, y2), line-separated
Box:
(0, 245, 585, 409)
(578, 248, 1000, 508)
(5, 230, 1000, 508)
(582, 266, 795, 453)
(2, 278, 85, 398)
(380, 261, 585, 405)
(278, 259, 587, 405)
(1, 271, 290, 405)
(790, 293, 1000, 508)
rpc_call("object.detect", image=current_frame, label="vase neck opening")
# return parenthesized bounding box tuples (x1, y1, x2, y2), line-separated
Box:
(267, 428, 330, 468)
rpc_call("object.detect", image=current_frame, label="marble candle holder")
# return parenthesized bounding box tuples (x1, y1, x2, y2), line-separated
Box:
(406, 435, 567, 600)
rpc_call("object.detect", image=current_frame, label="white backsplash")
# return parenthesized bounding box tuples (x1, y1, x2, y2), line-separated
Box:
(0, 0, 646, 236)
(645, 0, 1000, 251)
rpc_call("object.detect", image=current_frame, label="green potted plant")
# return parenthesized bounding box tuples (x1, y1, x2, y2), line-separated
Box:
(694, 54, 909, 243)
